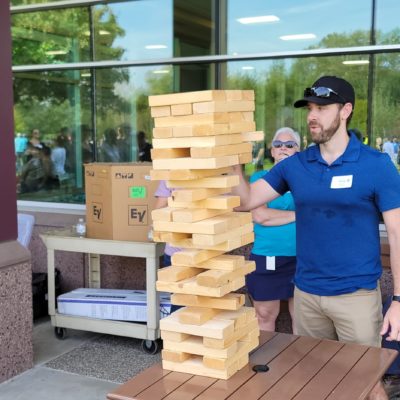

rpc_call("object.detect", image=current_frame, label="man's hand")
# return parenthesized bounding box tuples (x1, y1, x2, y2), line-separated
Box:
(380, 300, 400, 341)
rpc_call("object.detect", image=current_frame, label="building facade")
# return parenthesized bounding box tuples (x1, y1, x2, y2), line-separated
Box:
(11, 0, 400, 208)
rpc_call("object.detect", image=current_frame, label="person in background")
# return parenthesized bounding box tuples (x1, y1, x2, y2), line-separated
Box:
(383, 137, 397, 164)
(137, 131, 152, 161)
(15, 132, 28, 173)
(25, 128, 48, 161)
(232, 75, 400, 400)
(247, 127, 299, 332)
(99, 128, 120, 162)
(51, 134, 68, 180)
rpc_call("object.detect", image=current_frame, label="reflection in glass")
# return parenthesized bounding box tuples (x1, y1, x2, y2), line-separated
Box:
(12, 8, 90, 65)
(372, 54, 400, 151)
(93, 1, 173, 61)
(227, 0, 371, 55)
(225, 56, 369, 172)
(14, 70, 92, 203)
(376, 0, 400, 45)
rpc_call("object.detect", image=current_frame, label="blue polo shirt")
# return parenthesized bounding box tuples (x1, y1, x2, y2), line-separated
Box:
(263, 133, 400, 296)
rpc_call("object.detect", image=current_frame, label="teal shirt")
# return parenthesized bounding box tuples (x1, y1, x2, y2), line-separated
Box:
(250, 170, 296, 256)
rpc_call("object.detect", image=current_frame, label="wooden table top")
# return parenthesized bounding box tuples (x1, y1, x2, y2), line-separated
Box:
(107, 331, 398, 400)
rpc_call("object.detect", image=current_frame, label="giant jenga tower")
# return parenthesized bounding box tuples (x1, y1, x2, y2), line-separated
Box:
(149, 90, 263, 379)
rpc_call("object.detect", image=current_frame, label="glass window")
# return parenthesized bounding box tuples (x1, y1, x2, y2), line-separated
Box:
(94, 63, 215, 162)
(14, 69, 92, 203)
(371, 53, 400, 155)
(227, 0, 372, 55)
(93, 0, 215, 62)
(12, 8, 90, 65)
(226, 56, 369, 173)
(375, 0, 400, 45)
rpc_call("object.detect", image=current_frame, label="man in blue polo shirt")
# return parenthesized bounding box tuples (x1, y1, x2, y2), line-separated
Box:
(233, 76, 400, 400)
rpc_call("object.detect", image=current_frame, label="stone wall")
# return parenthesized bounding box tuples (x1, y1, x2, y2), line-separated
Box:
(0, 241, 32, 383)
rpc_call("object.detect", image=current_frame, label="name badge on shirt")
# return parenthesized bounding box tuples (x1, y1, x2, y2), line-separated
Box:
(266, 256, 276, 271)
(330, 175, 353, 189)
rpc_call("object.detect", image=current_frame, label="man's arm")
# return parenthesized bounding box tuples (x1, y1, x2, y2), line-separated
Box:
(380, 207, 400, 340)
(231, 165, 281, 211)
(252, 206, 295, 226)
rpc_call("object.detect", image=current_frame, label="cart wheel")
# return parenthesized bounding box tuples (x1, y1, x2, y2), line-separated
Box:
(141, 339, 160, 355)
(54, 327, 67, 340)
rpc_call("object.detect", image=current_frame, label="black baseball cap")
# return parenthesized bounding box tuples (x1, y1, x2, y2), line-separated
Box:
(294, 76, 355, 108)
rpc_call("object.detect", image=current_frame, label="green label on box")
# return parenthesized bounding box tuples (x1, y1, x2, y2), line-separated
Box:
(130, 186, 146, 198)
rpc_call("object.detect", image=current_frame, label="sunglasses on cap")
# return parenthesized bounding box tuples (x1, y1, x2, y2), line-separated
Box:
(304, 86, 346, 103)
(272, 140, 298, 149)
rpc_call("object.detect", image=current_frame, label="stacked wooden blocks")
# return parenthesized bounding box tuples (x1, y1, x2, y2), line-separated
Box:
(149, 90, 262, 379)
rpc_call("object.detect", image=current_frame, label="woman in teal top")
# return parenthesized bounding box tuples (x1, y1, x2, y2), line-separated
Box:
(246, 127, 299, 332)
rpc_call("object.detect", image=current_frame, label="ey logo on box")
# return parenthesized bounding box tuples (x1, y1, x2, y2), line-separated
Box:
(92, 202, 103, 222)
(129, 206, 148, 225)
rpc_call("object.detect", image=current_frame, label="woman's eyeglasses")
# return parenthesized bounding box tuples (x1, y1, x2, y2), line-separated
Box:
(272, 140, 298, 149)
(304, 86, 346, 103)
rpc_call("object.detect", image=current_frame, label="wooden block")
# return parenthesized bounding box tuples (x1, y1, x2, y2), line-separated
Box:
(161, 349, 191, 363)
(160, 309, 235, 339)
(241, 231, 255, 246)
(192, 223, 253, 246)
(239, 152, 253, 164)
(152, 134, 242, 149)
(150, 147, 190, 159)
(154, 112, 230, 128)
(150, 167, 231, 181)
(152, 126, 173, 138)
(168, 195, 240, 210)
(192, 100, 255, 114)
(171, 249, 225, 266)
(242, 111, 254, 121)
(171, 103, 192, 116)
(171, 187, 229, 202)
(169, 233, 246, 252)
(167, 175, 239, 189)
(203, 317, 259, 349)
(241, 130, 264, 142)
(161, 330, 190, 342)
(215, 307, 255, 329)
(203, 337, 257, 370)
(152, 155, 239, 170)
(172, 253, 245, 270)
(157, 266, 202, 282)
(149, 90, 226, 107)
(153, 212, 246, 235)
(228, 111, 254, 122)
(178, 307, 220, 325)
(153, 155, 239, 170)
(153, 231, 190, 242)
(150, 105, 171, 117)
(172, 207, 232, 223)
(151, 207, 174, 222)
(173, 124, 230, 137)
(162, 356, 235, 380)
(163, 335, 238, 358)
(171, 293, 245, 310)
(190, 142, 252, 158)
(156, 275, 245, 297)
(228, 120, 256, 133)
(196, 260, 255, 287)
(224, 90, 254, 101)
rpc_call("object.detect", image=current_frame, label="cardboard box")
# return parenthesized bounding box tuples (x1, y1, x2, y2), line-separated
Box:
(85, 163, 158, 241)
(57, 288, 171, 321)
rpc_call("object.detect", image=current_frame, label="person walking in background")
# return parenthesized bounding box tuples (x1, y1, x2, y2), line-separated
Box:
(246, 127, 298, 332)
(383, 137, 397, 164)
(51, 134, 68, 180)
(137, 131, 152, 161)
(232, 75, 400, 400)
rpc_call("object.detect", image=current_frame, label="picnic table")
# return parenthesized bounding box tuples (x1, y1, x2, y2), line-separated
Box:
(107, 331, 397, 400)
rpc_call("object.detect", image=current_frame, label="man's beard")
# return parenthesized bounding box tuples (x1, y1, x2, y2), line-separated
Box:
(309, 112, 341, 144)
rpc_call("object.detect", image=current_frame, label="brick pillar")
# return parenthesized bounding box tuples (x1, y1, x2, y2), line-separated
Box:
(0, 1, 33, 383)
